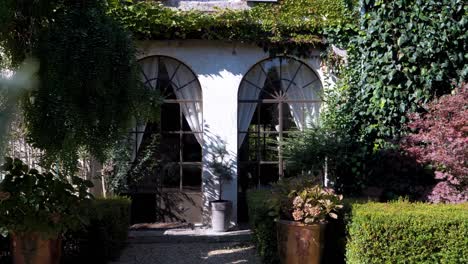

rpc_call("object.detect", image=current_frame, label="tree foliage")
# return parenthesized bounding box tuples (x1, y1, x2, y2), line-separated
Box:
(401, 84, 468, 203)
(287, 0, 467, 198)
(23, 2, 140, 170)
(1, 1, 159, 172)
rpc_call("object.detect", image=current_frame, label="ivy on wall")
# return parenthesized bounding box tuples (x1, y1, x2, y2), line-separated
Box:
(307, 0, 467, 196)
(107, 0, 358, 55)
(336, 0, 467, 143)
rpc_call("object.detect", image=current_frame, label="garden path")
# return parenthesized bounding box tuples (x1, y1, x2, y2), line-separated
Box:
(110, 225, 261, 264)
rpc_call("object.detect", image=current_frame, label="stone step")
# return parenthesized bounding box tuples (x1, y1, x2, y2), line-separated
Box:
(127, 228, 253, 244)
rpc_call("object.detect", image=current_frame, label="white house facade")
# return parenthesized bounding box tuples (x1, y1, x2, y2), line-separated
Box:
(129, 39, 328, 226)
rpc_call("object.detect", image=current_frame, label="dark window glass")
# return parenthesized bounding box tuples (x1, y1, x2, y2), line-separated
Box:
(238, 56, 321, 188)
(136, 56, 203, 192)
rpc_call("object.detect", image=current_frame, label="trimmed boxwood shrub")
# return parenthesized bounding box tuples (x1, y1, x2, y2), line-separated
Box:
(61, 196, 131, 264)
(246, 189, 279, 264)
(346, 202, 468, 264)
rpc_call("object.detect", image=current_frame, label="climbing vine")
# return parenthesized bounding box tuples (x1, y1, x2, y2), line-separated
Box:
(107, 0, 358, 56)
(338, 0, 467, 143)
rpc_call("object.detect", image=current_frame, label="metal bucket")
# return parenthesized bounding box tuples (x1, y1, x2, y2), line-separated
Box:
(211, 200, 232, 232)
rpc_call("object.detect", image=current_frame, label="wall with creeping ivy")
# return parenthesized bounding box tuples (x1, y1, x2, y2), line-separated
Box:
(340, 0, 467, 141)
(107, 0, 358, 56)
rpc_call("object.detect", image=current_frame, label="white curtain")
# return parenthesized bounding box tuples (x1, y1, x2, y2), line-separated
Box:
(132, 57, 159, 160)
(281, 59, 321, 130)
(164, 59, 203, 146)
(238, 65, 268, 147)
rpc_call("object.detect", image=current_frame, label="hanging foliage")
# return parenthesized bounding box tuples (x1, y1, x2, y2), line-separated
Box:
(107, 0, 358, 56)
(21, 1, 159, 172)
(0, 0, 63, 67)
(0, 1, 160, 172)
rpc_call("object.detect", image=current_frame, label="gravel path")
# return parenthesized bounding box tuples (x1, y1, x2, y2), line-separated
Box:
(111, 242, 261, 264)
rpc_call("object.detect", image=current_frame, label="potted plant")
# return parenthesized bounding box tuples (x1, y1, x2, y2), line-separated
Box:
(271, 177, 343, 264)
(208, 145, 233, 232)
(0, 157, 93, 264)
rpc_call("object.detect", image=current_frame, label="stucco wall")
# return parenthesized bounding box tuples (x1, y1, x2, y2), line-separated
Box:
(137, 39, 325, 225)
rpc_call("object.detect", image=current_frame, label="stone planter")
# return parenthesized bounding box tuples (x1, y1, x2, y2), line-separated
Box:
(277, 220, 326, 264)
(211, 200, 232, 232)
(11, 233, 62, 264)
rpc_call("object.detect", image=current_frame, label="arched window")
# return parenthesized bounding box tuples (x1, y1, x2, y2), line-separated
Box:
(238, 56, 322, 188)
(131, 56, 203, 223)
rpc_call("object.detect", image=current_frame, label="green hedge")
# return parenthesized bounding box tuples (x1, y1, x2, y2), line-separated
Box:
(62, 196, 131, 264)
(0, 196, 130, 264)
(346, 202, 468, 264)
(247, 194, 468, 264)
(246, 189, 280, 264)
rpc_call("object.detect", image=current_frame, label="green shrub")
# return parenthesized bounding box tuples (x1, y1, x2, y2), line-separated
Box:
(62, 196, 131, 264)
(0, 235, 11, 263)
(336, 0, 467, 142)
(346, 202, 468, 264)
(247, 189, 279, 264)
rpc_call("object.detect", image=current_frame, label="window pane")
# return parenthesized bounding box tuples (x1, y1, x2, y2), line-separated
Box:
(182, 133, 202, 162)
(161, 103, 180, 131)
(238, 56, 322, 185)
(158, 63, 178, 99)
(161, 162, 180, 188)
(160, 133, 180, 162)
(181, 102, 202, 132)
(259, 133, 279, 161)
(259, 103, 278, 129)
(282, 104, 300, 131)
(259, 164, 279, 186)
(238, 162, 259, 190)
(181, 112, 191, 132)
(182, 165, 202, 191)
(246, 133, 259, 161)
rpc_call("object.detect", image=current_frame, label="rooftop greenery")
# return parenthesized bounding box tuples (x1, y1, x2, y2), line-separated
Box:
(107, 0, 358, 54)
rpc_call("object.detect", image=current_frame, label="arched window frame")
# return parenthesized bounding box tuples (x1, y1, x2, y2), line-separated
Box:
(134, 55, 203, 192)
(238, 56, 322, 183)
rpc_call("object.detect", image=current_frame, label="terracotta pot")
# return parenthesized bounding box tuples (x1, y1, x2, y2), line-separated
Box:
(11, 233, 62, 264)
(277, 220, 326, 264)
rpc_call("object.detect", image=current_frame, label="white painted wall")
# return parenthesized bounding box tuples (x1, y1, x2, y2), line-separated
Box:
(137, 40, 326, 225)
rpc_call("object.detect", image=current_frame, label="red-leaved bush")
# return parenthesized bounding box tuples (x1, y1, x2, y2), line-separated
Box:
(401, 84, 467, 203)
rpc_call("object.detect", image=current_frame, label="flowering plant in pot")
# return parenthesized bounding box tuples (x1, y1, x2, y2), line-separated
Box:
(207, 145, 233, 232)
(0, 157, 93, 264)
(270, 177, 343, 264)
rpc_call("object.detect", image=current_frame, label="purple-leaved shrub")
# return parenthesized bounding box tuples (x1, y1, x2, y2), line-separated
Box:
(401, 84, 467, 203)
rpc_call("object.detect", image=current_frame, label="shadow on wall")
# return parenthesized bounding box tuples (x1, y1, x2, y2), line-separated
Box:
(202, 124, 238, 225)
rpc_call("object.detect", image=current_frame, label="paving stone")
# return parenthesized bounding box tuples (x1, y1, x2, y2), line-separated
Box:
(110, 242, 260, 264)
(110, 227, 261, 264)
